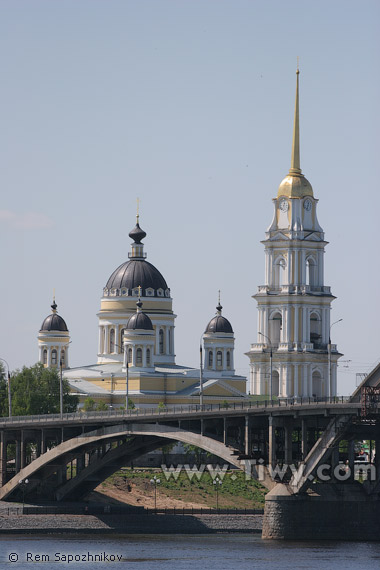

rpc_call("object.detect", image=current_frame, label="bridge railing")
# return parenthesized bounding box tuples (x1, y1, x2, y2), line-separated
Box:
(0, 396, 354, 425)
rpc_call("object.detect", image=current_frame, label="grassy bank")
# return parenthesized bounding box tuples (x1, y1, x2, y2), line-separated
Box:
(97, 467, 267, 510)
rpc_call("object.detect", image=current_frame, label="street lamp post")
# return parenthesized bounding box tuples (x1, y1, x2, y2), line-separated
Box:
(59, 341, 72, 419)
(258, 332, 273, 401)
(150, 475, 160, 510)
(328, 319, 343, 400)
(0, 358, 11, 417)
(19, 478, 29, 512)
(213, 476, 222, 510)
(199, 336, 203, 408)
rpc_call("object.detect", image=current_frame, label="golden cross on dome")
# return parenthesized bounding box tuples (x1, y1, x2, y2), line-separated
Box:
(137, 285, 142, 298)
(136, 197, 140, 223)
(218, 289, 221, 305)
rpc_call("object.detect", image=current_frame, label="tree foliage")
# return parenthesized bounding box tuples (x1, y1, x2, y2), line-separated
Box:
(10, 363, 78, 416)
(0, 363, 8, 417)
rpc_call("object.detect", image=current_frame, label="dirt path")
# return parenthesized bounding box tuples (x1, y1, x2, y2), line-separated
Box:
(92, 484, 208, 509)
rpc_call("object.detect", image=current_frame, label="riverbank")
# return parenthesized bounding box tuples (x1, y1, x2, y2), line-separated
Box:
(0, 512, 263, 535)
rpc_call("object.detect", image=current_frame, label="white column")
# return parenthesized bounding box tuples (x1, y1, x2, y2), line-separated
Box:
(38, 346, 43, 362)
(155, 326, 160, 354)
(47, 347, 52, 366)
(281, 307, 286, 343)
(301, 250, 306, 284)
(143, 347, 147, 368)
(286, 306, 292, 343)
(303, 364, 309, 396)
(171, 326, 175, 355)
(98, 327, 102, 354)
(294, 365, 299, 398)
(308, 367, 313, 397)
(213, 348, 216, 370)
(165, 327, 170, 355)
(332, 363, 337, 397)
(287, 250, 292, 285)
(294, 305, 299, 344)
(294, 249, 299, 285)
(104, 327, 109, 354)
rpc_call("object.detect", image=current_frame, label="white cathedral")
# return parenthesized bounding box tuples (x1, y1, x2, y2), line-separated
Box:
(37, 69, 341, 406)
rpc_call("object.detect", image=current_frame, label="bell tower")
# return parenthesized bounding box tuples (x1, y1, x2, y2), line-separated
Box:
(247, 68, 342, 399)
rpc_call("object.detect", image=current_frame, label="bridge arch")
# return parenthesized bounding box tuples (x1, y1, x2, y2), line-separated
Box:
(0, 423, 269, 502)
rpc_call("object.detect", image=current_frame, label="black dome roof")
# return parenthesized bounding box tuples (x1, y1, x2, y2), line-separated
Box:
(205, 315, 233, 334)
(126, 309, 154, 331)
(106, 259, 168, 292)
(40, 302, 68, 332)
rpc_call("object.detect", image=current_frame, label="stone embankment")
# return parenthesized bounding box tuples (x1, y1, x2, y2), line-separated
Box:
(0, 513, 263, 535)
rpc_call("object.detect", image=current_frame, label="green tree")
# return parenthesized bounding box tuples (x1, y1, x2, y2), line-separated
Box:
(96, 401, 108, 411)
(10, 363, 78, 416)
(83, 397, 96, 412)
(0, 363, 8, 417)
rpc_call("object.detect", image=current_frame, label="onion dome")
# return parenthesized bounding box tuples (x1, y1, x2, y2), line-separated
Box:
(40, 300, 68, 332)
(277, 68, 314, 199)
(128, 222, 146, 244)
(205, 303, 233, 334)
(105, 219, 169, 297)
(126, 300, 154, 331)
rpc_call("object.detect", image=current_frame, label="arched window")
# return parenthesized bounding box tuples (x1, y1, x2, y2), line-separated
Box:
(43, 349, 47, 365)
(306, 258, 317, 287)
(269, 312, 282, 345)
(168, 329, 171, 354)
(208, 351, 213, 368)
(274, 258, 286, 288)
(120, 329, 125, 352)
(216, 350, 223, 368)
(310, 313, 322, 348)
(128, 348, 132, 364)
(136, 348, 142, 366)
(226, 351, 231, 369)
(159, 329, 164, 354)
(60, 349, 65, 366)
(51, 349, 57, 366)
(146, 348, 151, 366)
(109, 329, 115, 353)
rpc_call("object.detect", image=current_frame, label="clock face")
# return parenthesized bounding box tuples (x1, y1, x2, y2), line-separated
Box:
(303, 199, 312, 211)
(279, 199, 288, 212)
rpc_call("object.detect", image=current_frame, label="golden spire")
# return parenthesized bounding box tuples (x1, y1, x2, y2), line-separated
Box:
(289, 61, 302, 176)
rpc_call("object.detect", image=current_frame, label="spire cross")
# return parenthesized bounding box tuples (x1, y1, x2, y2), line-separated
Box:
(136, 197, 140, 223)
(289, 63, 302, 175)
(218, 290, 221, 305)
(137, 285, 142, 298)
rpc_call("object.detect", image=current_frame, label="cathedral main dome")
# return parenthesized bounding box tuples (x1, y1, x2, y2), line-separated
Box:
(104, 221, 170, 298)
(106, 259, 168, 293)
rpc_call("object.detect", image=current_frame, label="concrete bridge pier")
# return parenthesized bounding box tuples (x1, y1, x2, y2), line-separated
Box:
(262, 483, 380, 540)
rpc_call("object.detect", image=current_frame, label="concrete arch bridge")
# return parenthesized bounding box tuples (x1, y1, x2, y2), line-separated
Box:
(1, 398, 376, 507)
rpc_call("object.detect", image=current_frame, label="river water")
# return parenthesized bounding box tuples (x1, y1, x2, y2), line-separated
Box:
(1, 535, 380, 570)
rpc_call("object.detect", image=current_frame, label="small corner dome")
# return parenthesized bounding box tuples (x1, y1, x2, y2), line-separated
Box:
(205, 315, 233, 334)
(40, 302, 68, 332)
(277, 174, 313, 199)
(126, 311, 154, 331)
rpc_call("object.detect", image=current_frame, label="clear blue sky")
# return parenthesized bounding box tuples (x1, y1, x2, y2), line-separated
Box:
(0, 0, 378, 394)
